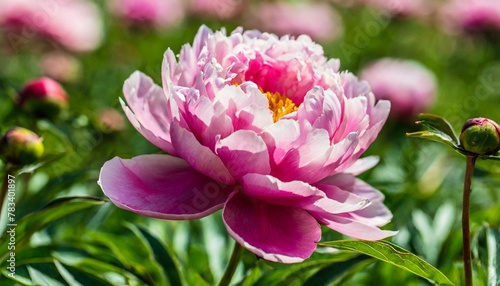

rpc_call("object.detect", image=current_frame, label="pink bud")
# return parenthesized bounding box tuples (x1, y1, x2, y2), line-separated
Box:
(18, 77, 68, 118)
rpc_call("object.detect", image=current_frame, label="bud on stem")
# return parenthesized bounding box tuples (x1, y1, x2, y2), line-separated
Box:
(459, 118, 500, 155)
(0, 127, 44, 166)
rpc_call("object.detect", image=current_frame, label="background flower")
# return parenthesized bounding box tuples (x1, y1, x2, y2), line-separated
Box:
(439, 0, 500, 33)
(359, 58, 437, 119)
(0, 0, 103, 52)
(245, 2, 343, 42)
(99, 26, 395, 263)
(108, 0, 185, 29)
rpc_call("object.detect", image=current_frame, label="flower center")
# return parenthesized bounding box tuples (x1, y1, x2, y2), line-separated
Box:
(264, 90, 298, 122)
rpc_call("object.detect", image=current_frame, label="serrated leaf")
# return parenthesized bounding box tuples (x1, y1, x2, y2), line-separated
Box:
(0, 196, 107, 263)
(318, 240, 455, 285)
(416, 114, 459, 144)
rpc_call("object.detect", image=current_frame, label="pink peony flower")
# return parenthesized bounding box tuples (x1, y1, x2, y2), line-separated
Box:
(360, 58, 436, 119)
(109, 0, 185, 29)
(0, 0, 103, 52)
(246, 2, 343, 42)
(99, 26, 395, 263)
(334, 0, 430, 17)
(439, 0, 500, 32)
(188, 0, 247, 20)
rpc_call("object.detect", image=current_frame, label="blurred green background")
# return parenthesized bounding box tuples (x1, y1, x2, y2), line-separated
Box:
(0, 0, 499, 285)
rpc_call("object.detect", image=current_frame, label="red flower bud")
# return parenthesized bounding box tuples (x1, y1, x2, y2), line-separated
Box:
(18, 77, 68, 118)
(459, 118, 500, 155)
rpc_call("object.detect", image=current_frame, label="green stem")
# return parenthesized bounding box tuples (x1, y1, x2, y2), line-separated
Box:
(218, 242, 243, 286)
(462, 155, 476, 286)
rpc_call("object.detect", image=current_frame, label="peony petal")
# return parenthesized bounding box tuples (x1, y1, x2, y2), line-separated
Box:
(223, 191, 321, 263)
(98, 155, 233, 220)
(122, 71, 176, 155)
(241, 173, 323, 207)
(343, 156, 380, 176)
(316, 213, 397, 241)
(170, 122, 235, 184)
(216, 130, 271, 179)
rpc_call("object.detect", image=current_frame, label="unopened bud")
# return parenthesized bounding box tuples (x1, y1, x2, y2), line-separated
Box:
(18, 77, 68, 118)
(459, 118, 500, 155)
(0, 127, 44, 165)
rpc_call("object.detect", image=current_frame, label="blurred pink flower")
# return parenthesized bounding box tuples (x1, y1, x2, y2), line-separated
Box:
(40, 52, 81, 82)
(246, 2, 343, 42)
(188, 0, 247, 19)
(109, 0, 185, 29)
(439, 0, 500, 32)
(360, 58, 436, 119)
(0, 0, 103, 52)
(99, 26, 395, 263)
(335, 0, 430, 17)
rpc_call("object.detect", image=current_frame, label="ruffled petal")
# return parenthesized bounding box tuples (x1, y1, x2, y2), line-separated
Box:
(98, 155, 233, 220)
(170, 122, 235, 184)
(122, 71, 175, 154)
(223, 191, 321, 263)
(216, 130, 271, 179)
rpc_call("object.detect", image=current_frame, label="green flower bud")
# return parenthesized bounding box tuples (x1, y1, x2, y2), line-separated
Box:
(0, 127, 44, 165)
(459, 118, 500, 155)
(17, 77, 68, 119)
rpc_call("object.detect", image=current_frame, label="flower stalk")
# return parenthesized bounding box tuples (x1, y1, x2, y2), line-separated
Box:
(218, 242, 243, 286)
(462, 155, 476, 286)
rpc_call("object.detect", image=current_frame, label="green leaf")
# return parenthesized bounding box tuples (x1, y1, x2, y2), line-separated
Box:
(26, 265, 65, 286)
(0, 196, 107, 263)
(318, 240, 455, 285)
(406, 131, 459, 151)
(303, 256, 374, 286)
(254, 252, 359, 285)
(136, 225, 183, 286)
(54, 260, 83, 286)
(416, 114, 460, 144)
(474, 225, 500, 286)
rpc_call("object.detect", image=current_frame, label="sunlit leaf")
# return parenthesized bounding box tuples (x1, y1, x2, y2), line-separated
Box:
(318, 240, 455, 285)
(26, 265, 64, 286)
(416, 114, 459, 144)
(474, 225, 500, 286)
(53, 260, 83, 286)
(406, 131, 459, 151)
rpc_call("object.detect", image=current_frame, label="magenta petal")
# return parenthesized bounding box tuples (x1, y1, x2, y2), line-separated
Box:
(216, 130, 271, 179)
(241, 174, 323, 207)
(122, 71, 176, 155)
(223, 191, 321, 263)
(98, 155, 233, 220)
(317, 214, 397, 241)
(170, 122, 235, 184)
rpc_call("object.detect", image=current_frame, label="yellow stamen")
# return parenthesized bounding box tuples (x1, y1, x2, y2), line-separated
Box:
(264, 90, 298, 122)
